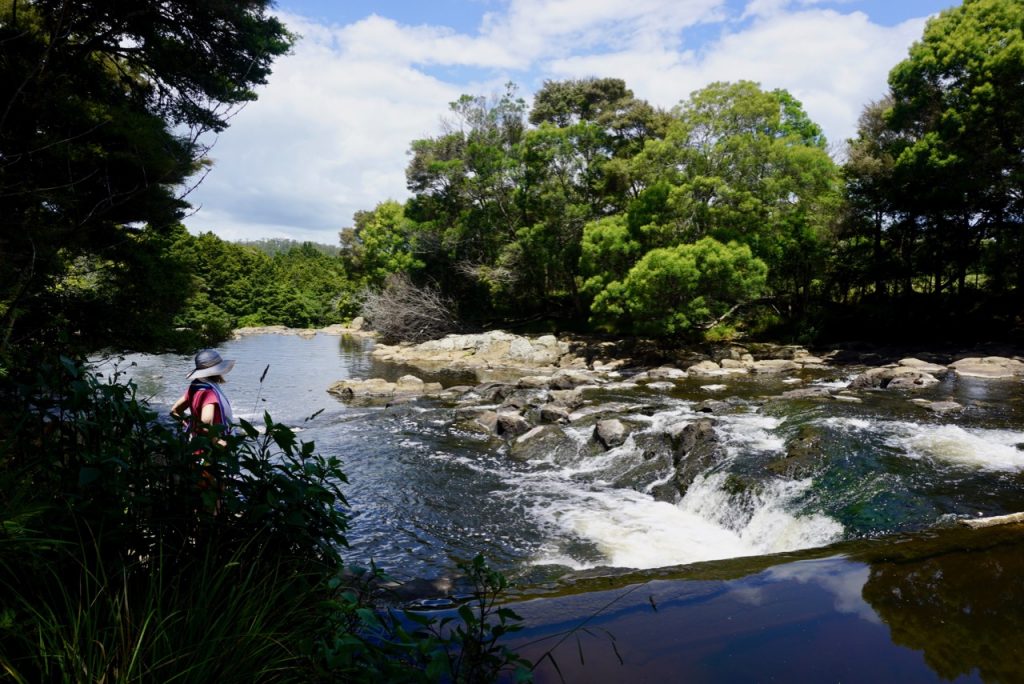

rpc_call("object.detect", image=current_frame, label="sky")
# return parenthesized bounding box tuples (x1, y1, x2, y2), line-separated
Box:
(182, 0, 961, 246)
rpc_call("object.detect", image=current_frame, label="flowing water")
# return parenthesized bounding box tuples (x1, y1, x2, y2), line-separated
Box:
(110, 333, 1024, 587)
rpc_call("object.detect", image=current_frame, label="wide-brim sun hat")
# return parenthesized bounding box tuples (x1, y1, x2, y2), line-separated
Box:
(186, 349, 236, 379)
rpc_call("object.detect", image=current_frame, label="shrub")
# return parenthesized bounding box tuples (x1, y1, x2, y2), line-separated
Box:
(359, 273, 459, 344)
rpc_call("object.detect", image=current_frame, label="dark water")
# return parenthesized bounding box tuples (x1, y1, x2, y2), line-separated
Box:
(507, 523, 1024, 682)
(111, 333, 1024, 588)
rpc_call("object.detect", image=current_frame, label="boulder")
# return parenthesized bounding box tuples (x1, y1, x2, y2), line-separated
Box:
(496, 411, 531, 437)
(911, 399, 963, 413)
(550, 369, 600, 389)
(509, 425, 576, 461)
(594, 419, 629, 449)
(499, 389, 549, 411)
(327, 376, 443, 399)
(766, 424, 827, 478)
(539, 405, 571, 424)
(648, 366, 687, 380)
(665, 419, 721, 496)
(750, 359, 801, 374)
(549, 389, 584, 410)
(645, 381, 676, 391)
(949, 356, 1024, 379)
(694, 399, 730, 414)
(897, 358, 949, 375)
(849, 366, 939, 390)
(780, 387, 834, 400)
(886, 372, 940, 390)
(688, 360, 723, 376)
(517, 375, 553, 389)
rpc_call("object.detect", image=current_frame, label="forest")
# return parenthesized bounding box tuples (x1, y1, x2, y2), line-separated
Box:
(5, 0, 1021, 361)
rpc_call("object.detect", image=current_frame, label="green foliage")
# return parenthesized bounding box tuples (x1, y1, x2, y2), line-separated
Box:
(0, 357, 530, 681)
(341, 201, 424, 288)
(591, 238, 768, 336)
(0, 0, 292, 358)
(318, 554, 532, 683)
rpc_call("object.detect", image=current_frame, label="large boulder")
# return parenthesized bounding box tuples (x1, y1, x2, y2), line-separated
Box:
(949, 356, 1024, 379)
(371, 331, 580, 374)
(328, 376, 443, 400)
(649, 418, 721, 502)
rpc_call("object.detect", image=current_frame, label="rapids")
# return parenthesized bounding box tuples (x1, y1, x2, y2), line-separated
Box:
(108, 333, 1024, 586)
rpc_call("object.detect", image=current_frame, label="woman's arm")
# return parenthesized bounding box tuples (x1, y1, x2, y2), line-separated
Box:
(170, 393, 189, 420)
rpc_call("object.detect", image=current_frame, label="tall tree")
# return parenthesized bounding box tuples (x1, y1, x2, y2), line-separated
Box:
(0, 0, 292, 354)
(885, 0, 1024, 298)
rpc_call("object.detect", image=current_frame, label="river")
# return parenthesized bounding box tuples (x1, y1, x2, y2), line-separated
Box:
(109, 332, 1024, 590)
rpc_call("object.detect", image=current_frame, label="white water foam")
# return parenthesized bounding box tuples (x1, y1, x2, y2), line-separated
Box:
(889, 423, 1024, 471)
(819, 417, 1024, 472)
(679, 473, 843, 553)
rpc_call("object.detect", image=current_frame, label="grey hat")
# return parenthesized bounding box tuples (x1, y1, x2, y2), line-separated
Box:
(187, 349, 236, 379)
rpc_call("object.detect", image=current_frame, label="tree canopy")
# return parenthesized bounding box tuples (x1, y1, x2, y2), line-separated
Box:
(0, 0, 292, 355)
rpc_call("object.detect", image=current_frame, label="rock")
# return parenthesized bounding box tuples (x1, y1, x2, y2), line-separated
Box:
(476, 410, 499, 433)
(349, 316, 365, 331)
(496, 411, 531, 437)
(550, 369, 600, 389)
(832, 394, 863, 404)
(568, 402, 634, 424)
(645, 381, 676, 391)
(849, 366, 939, 390)
(666, 419, 717, 458)
(688, 360, 724, 376)
(750, 359, 801, 374)
(509, 425, 576, 461)
(720, 358, 753, 370)
(665, 419, 721, 496)
(371, 331, 580, 374)
(911, 399, 963, 413)
(694, 399, 730, 414)
(549, 389, 584, 410)
(766, 424, 827, 478)
(517, 375, 552, 389)
(594, 419, 628, 449)
(647, 366, 687, 380)
(781, 387, 834, 400)
(327, 376, 443, 399)
(898, 358, 949, 375)
(499, 389, 549, 411)
(949, 356, 1024, 379)
(886, 372, 940, 390)
(471, 382, 517, 403)
(539, 405, 571, 423)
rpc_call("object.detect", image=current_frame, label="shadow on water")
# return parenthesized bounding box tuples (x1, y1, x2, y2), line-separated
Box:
(504, 523, 1024, 682)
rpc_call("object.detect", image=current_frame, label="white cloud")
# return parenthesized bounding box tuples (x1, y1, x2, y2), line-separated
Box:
(183, 2, 936, 244)
(547, 8, 928, 147)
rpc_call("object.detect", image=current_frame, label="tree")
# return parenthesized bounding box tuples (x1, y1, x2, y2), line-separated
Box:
(341, 200, 422, 288)
(885, 0, 1024, 298)
(591, 238, 768, 336)
(0, 0, 292, 355)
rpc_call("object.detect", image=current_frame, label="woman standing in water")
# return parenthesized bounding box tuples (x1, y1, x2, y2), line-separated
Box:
(170, 348, 236, 441)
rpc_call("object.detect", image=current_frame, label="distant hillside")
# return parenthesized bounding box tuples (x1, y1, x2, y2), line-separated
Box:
(235, 238, 341, 257)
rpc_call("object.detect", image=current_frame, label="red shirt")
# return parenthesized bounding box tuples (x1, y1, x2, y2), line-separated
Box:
(188, 387, 223, 433)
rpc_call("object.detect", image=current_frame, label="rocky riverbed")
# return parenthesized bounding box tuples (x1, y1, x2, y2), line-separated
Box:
(329, 330, 1024, 509)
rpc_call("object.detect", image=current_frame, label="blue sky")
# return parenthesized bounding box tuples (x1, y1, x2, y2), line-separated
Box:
(183, 0, 961, 245)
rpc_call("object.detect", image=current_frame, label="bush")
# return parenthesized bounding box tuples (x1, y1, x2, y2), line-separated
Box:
(359, 273, 459, 344)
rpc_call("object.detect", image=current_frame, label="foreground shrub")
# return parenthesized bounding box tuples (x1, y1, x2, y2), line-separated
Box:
(0, 356, 531, 682)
